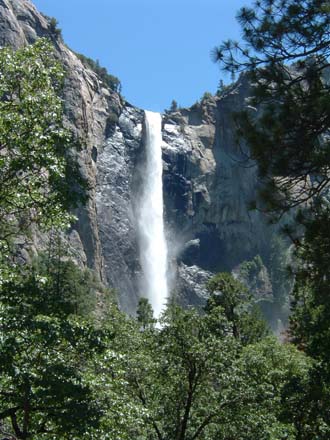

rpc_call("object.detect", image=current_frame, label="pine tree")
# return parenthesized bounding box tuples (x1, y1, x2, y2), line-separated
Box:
(213, 0, 330, 218)
(214, 2, 330, 436)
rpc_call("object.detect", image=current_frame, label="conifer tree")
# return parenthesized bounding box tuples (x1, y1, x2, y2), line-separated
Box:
(213, 0, 330, 218)
(214, 2, 330, 436)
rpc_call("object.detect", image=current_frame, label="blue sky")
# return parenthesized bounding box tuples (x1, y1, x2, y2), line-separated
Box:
(33, 0, 252, 112)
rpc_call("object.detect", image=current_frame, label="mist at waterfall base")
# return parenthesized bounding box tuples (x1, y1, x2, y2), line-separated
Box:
(137, 110, 169, 320)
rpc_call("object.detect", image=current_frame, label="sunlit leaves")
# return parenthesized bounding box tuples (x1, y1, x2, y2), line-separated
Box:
(0, 38, 85, 279)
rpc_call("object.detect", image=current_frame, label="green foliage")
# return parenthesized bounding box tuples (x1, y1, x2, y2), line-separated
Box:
(214, 1, 330, 436)
(201, 91, 213, 101)
(32, 254, 98, 318)
(206, 272, 269, 343)
(0, 36, 115, 440)
(290, 205, 330, 361)
(104, 303, 305, 440)
(75, 53, 121, 93)
(0, 38, 86, 273)
(238, 255, 283, 327)
(206, 272, 250, 312)
(214, 0, 330, 218)
(280, 364, 330, 439)
(148, 305, 240, 440)
(239, 255, 268, 295)
(164, 99, 180, 114)
(136, 297, 156, 329)
(216, 79, 231, 96)
(240, 254, 263, 277)
(88, 304, 150, 439)
(0, 267, 108, 439)
(239, 337, 310, 440)
(48, 17, 62, 38)
(0, 260, 314, 440)
(217, 79, 225, 95)
(190, 100, 200, 110)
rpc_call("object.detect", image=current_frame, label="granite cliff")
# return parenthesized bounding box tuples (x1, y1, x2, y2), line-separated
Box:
(0, 0, 285, 320)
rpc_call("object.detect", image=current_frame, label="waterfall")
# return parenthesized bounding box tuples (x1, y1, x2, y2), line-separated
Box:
(138, 110, 168, 319)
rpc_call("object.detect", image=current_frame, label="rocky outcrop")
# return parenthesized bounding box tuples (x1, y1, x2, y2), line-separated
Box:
(1, 0, 278, 314)
(163, 87, 274, 271)
(95, 105, 144, 311)
(176, 263, 213, 307)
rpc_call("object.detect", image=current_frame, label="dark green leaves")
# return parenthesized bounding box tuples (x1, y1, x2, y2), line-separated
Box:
(215, 0, 330, 218)
(0, 39, 86, 271)
(0, 267, 109, 439)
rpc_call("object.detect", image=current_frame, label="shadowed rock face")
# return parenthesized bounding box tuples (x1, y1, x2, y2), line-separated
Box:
(1, 0, 276, 313)
(162, 87, 276, 307)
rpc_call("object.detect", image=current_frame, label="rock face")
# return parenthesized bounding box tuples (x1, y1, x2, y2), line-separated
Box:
(95, 104, 144, 312)
(163, 85, 272, 274)
(0, 0, 278, 314)
(161, 87, 277, 309)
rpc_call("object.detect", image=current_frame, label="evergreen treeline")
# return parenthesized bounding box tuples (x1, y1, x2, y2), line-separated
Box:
(1, 0, 330, 437)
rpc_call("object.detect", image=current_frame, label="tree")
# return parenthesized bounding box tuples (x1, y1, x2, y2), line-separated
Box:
(283, 206, 330, 438)
(136, 297, 156, 330)
(213, 0, 330, 219)
(239, 337, 310, 440)
(169, 99, 178, 112)
(290, 207, 330, 361)
(48, 17, 62, 38)
(90, 304, 152, 440)
(0, 38, 85, 269)
(32, 253, 101, 318)
(238, 255, 270, 298)
(201, 91, 213, 101)
(0, 267, 108, 439)
(213, 2, 330, 436)
(75, 52, 121, 93)
(206, 272, 269, 343)
(112, 302, 299, 440)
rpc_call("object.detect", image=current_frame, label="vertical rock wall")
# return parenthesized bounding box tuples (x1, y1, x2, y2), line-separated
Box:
(161, 81, 275, 305)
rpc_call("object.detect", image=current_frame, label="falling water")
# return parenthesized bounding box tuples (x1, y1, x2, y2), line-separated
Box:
(138, 110, 168, 319)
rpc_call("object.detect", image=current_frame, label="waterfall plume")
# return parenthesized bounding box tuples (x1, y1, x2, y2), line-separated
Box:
(138, 110, 168, 319)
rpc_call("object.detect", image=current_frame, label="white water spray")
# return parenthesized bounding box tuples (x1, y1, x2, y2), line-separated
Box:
(138, 110, 169, 319)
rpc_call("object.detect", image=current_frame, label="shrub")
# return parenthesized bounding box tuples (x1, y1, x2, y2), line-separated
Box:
(75, 53, 122, 93)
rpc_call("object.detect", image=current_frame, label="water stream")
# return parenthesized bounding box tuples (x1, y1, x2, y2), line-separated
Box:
(138, 110, 168, 319)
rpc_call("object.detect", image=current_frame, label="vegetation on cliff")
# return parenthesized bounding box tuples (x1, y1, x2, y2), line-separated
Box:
(0, 39, 84, 274)
(75, 52, 121, 94)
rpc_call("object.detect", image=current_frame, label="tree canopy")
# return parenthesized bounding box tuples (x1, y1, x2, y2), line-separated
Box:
(213, 0, 330, 218)
(214, 1, 330, 437)
(0, 269, 108, 439)
(0, 38, 84, 269)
